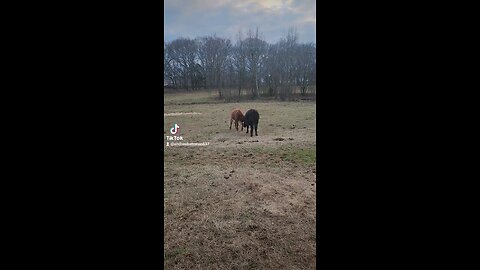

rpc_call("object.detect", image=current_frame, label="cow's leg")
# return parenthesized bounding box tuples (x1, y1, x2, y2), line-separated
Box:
(255, 124, 258, 136)
(230, 118, 233, 130)
(241, 122, 244, 131)
(235, 120, 239, 131)
(246, 125, 249, 133)
(250, 125, 253, 137)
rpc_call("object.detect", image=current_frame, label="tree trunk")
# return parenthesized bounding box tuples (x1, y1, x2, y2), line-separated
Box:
(238, 81, 241, 101)
(218, 74, 222, 98)
(275, 81, 279, 100)
(255, 72, 259, 99)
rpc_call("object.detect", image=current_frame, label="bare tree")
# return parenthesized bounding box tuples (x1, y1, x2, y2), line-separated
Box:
(164, 38, 198, 90)
(244, 28, 267, 99)
(294, 43, 316, 95)
(196, 37, 215, 90)
(264, 43, 281, 97)
(197, 35, 231, 97)
(163, 27, 316, 99)
(272, 28, 299, 100)
(164, 42, 182, 88)
(194, 38, 207, 89)
(232, 31, 247, 100)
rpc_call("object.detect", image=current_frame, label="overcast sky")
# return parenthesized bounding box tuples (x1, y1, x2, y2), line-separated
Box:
(164, 0, 316, 44)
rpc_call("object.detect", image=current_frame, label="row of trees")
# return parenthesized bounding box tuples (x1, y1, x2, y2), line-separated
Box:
(164, 28, 316, 100)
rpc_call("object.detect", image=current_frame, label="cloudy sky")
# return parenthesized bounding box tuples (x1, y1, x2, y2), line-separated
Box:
(164, 0, 316, 44)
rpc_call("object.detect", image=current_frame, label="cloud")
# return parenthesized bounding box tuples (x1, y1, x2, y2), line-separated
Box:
(164, 0, 316, 44)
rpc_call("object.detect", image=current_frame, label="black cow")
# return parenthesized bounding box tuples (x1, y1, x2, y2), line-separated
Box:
(243, 109, 260, 137)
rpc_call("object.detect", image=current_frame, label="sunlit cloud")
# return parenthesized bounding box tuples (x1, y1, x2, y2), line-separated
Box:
(164, 0, 316, 44)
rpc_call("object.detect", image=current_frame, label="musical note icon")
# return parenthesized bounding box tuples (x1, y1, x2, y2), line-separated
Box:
(170, 123, 180, 135)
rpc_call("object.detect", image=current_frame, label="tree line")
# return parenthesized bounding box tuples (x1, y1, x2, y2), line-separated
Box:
(164, 28, 316, 101)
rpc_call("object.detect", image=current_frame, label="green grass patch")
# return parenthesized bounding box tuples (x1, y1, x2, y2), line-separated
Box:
(254, 145, 316, 165)
(283, 147, 316, 164)
(164, 247, 187, 261)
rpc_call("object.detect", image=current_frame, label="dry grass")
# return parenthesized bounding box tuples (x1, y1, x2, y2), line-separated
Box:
(164, 90, 316, 269)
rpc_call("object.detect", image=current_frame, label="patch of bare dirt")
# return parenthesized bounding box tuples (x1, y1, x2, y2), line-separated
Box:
(164, 147, 316, 269)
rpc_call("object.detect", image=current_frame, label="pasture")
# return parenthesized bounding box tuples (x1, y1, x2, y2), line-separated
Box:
(164, 90, 316, 269)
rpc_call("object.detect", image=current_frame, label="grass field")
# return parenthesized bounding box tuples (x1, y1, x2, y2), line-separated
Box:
(164, 90, 316, 269)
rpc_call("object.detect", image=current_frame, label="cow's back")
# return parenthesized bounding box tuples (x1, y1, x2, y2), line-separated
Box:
(244, 109, 259, 125)
(231, 109, 244, 121)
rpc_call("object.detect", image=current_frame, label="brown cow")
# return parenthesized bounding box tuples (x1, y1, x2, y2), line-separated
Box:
(230, 109, 245, 131)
